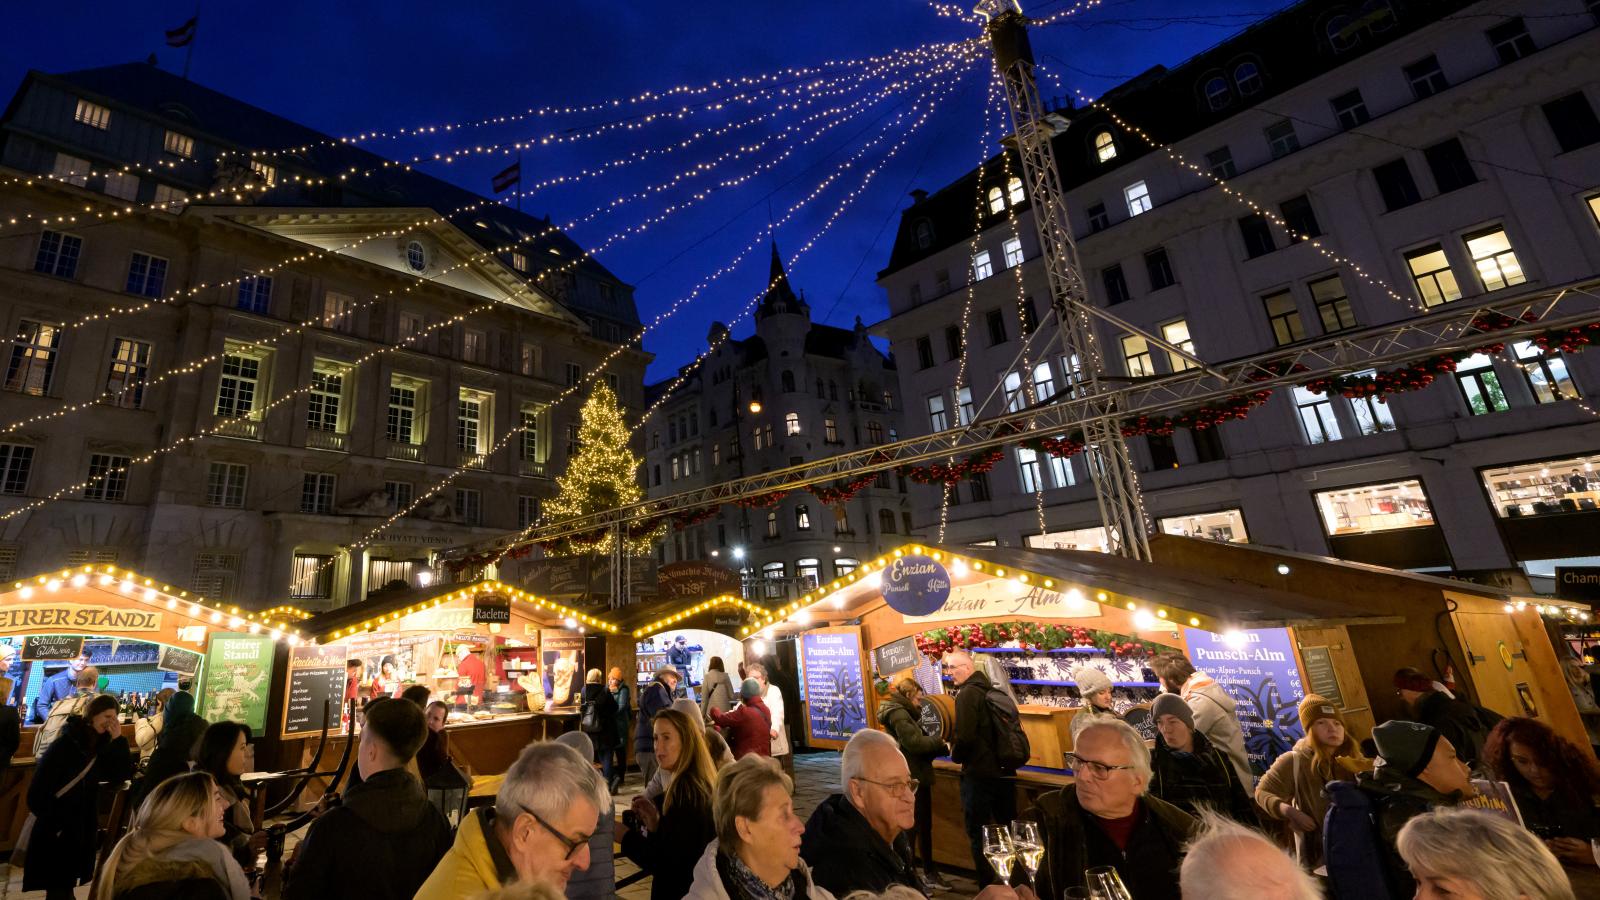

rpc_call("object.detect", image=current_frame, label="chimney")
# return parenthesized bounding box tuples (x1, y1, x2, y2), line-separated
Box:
(909, 189, 929, 204)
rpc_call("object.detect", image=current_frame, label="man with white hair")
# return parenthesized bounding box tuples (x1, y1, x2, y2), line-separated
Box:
(1025, 721, 1195, 900)
(945, 649, 1021, 886)
(800, 729, 922, 895)
(1179, 810, 1322, 900)
(415, 740, 611, 899)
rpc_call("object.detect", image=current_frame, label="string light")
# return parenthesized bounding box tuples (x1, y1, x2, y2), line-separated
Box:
(633, 595, 769, 638)
(314, 579, 620, 641)
(4, 564, 304, 639)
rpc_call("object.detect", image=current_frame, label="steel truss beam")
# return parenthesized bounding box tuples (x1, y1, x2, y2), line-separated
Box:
(438, 278, 1600, 561)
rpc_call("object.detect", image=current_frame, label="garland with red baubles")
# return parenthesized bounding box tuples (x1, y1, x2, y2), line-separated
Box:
(914, 621, 1164, 659)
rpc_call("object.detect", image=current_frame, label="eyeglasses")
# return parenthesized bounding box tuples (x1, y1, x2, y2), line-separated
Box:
(523, 808, 592, 860)
(852, 776, 920, 797)
(1064, 753, 1136, 778)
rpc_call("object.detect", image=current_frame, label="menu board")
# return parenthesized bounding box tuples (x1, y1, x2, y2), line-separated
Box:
(1182, 626, 1306, 773)
(158, 646, 203, 677)
(1297, 646, 1345, 707)
(22, 634, 84, 660)
(197, 633, 275, 733)
(283, 643, 349, 738)
(871, 636, 920, 676)
(801, 628, 868, 747)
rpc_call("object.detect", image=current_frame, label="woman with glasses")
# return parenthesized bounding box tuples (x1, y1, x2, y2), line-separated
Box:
(622, 708, 720, 900)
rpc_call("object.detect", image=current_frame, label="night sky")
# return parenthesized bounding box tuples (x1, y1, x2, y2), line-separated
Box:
(1, 1, 1289, 382)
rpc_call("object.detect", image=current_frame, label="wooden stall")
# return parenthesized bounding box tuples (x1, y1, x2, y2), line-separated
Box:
(0, 564, 289, 849)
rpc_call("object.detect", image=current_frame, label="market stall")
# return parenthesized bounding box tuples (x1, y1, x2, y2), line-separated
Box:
(0, 564, 294, 849)
(744, 539, 1583, 869)
(624, 594, 772, 698)
(278, 580, 620, 780)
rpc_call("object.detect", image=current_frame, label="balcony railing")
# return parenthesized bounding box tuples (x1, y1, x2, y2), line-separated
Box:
(457, 449, 489, 471)
(386, 442, 424, 462)
(305, 429, 347, 452)
(214, 417, 262, 441)
(519, 459, 548, 478)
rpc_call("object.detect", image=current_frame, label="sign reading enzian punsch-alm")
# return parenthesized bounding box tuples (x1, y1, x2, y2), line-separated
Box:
(0, 604, 162, 635)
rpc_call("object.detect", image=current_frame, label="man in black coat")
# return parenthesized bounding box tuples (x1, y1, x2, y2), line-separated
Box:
(946, 650, 1018, 886)
(283, 695, 452, 900)
(801, 730, 923, 896)
(1394, 668, 1501, 768)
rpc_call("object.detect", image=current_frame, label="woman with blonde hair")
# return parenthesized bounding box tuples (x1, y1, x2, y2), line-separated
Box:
(621, 707, 719, 900)
(1397, 807, 1575, 900)
(1255, 694, 1370, 869)
(97, 770, 251, 900)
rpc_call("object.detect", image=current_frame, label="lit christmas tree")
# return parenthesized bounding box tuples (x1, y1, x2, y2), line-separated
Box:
(543, 382, 662, 556)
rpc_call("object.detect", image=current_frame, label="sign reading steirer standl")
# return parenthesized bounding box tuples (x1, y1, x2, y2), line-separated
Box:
(0, 604, 162, 635)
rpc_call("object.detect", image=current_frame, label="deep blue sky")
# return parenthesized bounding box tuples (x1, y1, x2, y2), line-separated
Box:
(1, 0, 1289, 381)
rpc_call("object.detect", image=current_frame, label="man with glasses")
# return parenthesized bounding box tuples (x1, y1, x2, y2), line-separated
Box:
(416, 740, 609, 899)
(947, 649, 1022, 886)
(800, 729, 924, 895)
(1026, 721, 1195, 900)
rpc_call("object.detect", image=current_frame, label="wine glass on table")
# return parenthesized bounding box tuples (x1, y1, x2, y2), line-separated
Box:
(1010, 819, 1043, 886)
(1084, 866, 1133, 900)
(981, 824, 1016, 886)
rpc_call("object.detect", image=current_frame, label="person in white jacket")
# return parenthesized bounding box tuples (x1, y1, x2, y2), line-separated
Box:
(747, 662, 791, 775)
(685, 754, 831, 900)
(1151, 652, 1254, 789)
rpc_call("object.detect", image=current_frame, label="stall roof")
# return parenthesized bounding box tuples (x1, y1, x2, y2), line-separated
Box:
(301, 579, 621, 643)
(623, 594, 777, 639)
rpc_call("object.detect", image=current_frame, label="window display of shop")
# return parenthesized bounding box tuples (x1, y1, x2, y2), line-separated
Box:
(1156, 509, 1249, 543)
(1315, 479, 1436, 535)
(976, 647, 1160, 710)
(634, 628, 744, 699)
(1482, 453, 1600, 517)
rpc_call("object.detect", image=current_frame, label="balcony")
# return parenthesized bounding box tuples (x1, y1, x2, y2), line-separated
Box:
(386, 442, 424, 462)
(214, 417, 262, 441)
(519, 459, 549, 478)
(305, 429, 347, 452)
(457, 449, 489, 471)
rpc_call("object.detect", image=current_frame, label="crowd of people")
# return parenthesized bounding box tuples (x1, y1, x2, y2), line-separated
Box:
(3, 644, 1597, 900)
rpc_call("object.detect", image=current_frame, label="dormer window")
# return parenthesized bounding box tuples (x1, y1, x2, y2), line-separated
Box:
(1234, 62, 1263, 96)
(1327, 15, 1357, 52)
(987, 186, 1005, 214)
(1093, 131, 1118, 163)
(1204, 76, 1230, 111)
(914, 219, 935, 249)
(1007, 177, 1025, 205)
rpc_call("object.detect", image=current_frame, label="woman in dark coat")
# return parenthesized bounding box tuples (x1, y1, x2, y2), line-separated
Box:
(195, 722, 264, 875)
(582, 668, 621, 784)
(24, 692, 135, 900)
(621, 708, 719, 900)
(132, 691, 207, 808)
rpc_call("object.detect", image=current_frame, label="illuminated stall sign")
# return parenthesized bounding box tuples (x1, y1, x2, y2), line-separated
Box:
(902, 579, 1100, 624)
(0, 604, 161, 634)
(1182, 626, 1306, 772)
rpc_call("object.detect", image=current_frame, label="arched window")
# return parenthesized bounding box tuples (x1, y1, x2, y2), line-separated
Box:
(1007, 176, 1025, 205)
(987, 186, 1005, 214)
(878, 509, 897, 534)
(784, 412, 800, 435)
(1234, 62, 1263, 95)
(1327, 15, 1356, 51)
(796, 558, 820, 588)
(781, 370, 796, 393)
(1363, 0, 1395, 31)
(1204, 76, 1230, 111)
(834, 557, 860, 576)
(815, 378, 825, 398)
(761, 560, 786, 599)
(766, 510, 780, 538)
(1093, 131, 1117, 163)
(795, 505, 811, 530)
(914, 219, 935, 249)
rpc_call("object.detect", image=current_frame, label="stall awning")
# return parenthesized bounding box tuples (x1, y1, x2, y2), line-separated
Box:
(300, 579, 621, 643)
(622, 594, 777, 639)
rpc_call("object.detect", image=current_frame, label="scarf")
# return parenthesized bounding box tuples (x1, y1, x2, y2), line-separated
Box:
(717, 849, 798, 900)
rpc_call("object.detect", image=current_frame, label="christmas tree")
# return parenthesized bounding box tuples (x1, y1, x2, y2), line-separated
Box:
(543, 382, 662, 555)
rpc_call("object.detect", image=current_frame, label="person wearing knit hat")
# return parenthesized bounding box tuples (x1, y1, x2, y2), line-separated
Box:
(1148, 691, 1256, 823)
(1338, 720, 1475, 897)
(1068, 666, 1122, 742)
(1392, 666, 1502, 768)
(707, 678, 773, 760)
(1255, 693, 1370, 871)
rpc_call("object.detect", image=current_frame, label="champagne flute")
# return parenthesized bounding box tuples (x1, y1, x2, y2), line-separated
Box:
(981, 824, 1016, 886)
(1084, 866, 1133, 900)
(1010, 819, 1044, 884)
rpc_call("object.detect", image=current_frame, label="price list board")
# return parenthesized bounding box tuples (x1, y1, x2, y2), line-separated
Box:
(800, 627, 869, 749)
(1182, 626, 1307, 772)
(282, 643, 349, 738)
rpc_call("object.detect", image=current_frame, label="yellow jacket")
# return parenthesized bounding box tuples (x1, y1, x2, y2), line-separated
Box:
(412, 807, 503, 900)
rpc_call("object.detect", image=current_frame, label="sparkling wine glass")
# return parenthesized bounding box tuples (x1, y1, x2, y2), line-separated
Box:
(981, 824, 1016, 886)
(1084, 866, 1133, 900)
(1010, 819, 1044, 884)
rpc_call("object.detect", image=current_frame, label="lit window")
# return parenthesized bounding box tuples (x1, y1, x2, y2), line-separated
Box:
(250, 160, 276, 187)
(388, 379, 421, 445)
(1058, 355, 1083, 398)
(1003, 371, 1026, 412)
(51, 153, 90, 187)
(519, 404, 543, 462)
(1157, 509, 1249, 543)
(1482, 454, 1600, 517)
(796, 559, 820, 589)
(1048, 453, 1075, 488)
(105, 338, 152, 409)
(84, 454, 130, 502)
(824, 418, 839, 443)
(1454, 353, 1509, 415)
(1315, 480, 1434, 535)
(1162, 320, 1196, 371)
(290, 554, 334, 599)
(1293, 385, 1342, 444)
(1124, 181, 1152, 216)
(1017, 448, 1045, 493)
(510, 251, 528, 271)
(5, 320, 62, 396)
(1007, 177, 1024, 205)
(973, 250, 994, 281)
(1514, 341, 1578, 404)
(671, 455, 681, 481)
(74, 99, 111, 129)
(206, 463, 248, 509)
(322, 292, 354, 331)
(1122, 335, 1154, 378)
(987, 187, 1005, 215)
(1026, 526, 1111, 553)
(104, 171, 138, 201)
(216, 351, 263, 419)
(867, 422, 885, 444)
(955, 387, 975, 425)
(784, 412, 801, 435)
(1463, 227, 1526, 292)
(1032, 362, 1055, 401)
(152, 184, 187, 210)
(795, 506, 811, 531)
(1204, 77, 1230, 111)
(1346, 370, 1397, 435)
(164, 130, 194, 157)
(1002, 236, 1024, 268)
(307, 365, 345, 434)
(1262, 291, 1305, 346)
(1405, 245, 1461, 307)
(1093, 131, 1117, 162)
(927, 395, 948, 431)
(457, 389, 491, 453)
(1234, 62, 1263, 95)
(1309, 275, 1358, 332)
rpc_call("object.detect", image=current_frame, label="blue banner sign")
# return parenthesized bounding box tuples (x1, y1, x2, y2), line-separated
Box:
(881, 555, 951, 616)
(801, 630, 868, 743)
(1182, 626, 1306, 773)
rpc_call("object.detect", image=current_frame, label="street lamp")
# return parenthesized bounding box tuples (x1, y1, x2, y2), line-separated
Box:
(732, 546, 746, 560)
(748, 400, 762, 414)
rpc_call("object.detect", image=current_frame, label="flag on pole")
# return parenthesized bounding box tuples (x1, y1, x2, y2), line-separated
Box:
(166, 17, 198, 47)
(492, 160, 521, 194)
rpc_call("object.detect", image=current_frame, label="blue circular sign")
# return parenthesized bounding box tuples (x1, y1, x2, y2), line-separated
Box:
(881, 555, 952, 616)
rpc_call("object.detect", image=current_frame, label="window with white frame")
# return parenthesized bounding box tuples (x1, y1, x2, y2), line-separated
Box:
(1406, 245, 1462, 307)
(1293, 384, 1342, 443)
(834, 556, 860, 575)
(125, 252, 168, 298)
(1346, 370, 1398, 435)
(307, 363, 346, 433)
(164, 130, 194, 157)
(0, 444, 36, 495)
(987, 187, 1005, 215)
(796, 558, 820, 589)
(6, 320, 62, 396)
(35, 231, 82, 278)
(1122, 335, 1154, 378)
(250, 160, 277, 187)
(191, 553, 239, 603)
(105, 338, 151, 409)
(1263, 291, 1305, 345)
(385, 480, 413, 511)
(1514, 341, 1578, 404)
(671, 455, 681, 481)
(52, 153, 90, 187)
(1464, 227, 1526, 292)
(463, 329, 486, 363)
(519, 404, 543, 461)
(1093, 131, 1118, 163)
(1032, 361, 1055, 401)
(74, 99, 110, 129)
(205, 462, 247, 508)
(1003, 371, 1026, 412)
(456, 489, 483, 526)
(457, 389, 491, 453)
(237, 273, 272, 314)
(1002, 236, 1024, 268)
(956, 386, 975, 425)
(152, 184, 187, 210)
(84, 454, 130, 502)
(927, 394, 949, 431)
(1124, 181, 1152, 216)
(784, 412, 801, 435)
(1017, 448, 1045, 492)
(104, 171, 138, 201)
(216, 350, 263, 419)
(301, 473, 335, 514)
(1454, 353, 1509, 415)
(388, 378, 423, 445)
(1234, 62, 1263, 95)
(289, 554, 334, 600)
(1049, 453, 1075, 487)
(1007, 177, 1024, 205)
(1162, 320, 1196, 371)
(1059, 355, 1083, 397)
(1204, 77, 1230, 111)
(973, 250, 994, 281)
(1265, 119, 1300, 158)
(1310, 275, 1358, 332)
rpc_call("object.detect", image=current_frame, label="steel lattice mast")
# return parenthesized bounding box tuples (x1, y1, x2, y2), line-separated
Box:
(976, 0, 1150, 559)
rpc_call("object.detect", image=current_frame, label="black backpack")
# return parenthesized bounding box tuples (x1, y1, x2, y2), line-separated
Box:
(985, 687, 1031, 771)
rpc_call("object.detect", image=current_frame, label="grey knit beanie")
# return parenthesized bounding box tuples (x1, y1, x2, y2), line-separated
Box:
(1072, 665, 1113, 698)
(1150, 692, 1194, 731)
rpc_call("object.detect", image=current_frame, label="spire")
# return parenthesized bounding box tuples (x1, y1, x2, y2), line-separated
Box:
(757, 240, 807, 320)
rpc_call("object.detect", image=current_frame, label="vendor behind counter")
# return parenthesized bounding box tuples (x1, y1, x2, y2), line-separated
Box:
(16, 640, 180, 725)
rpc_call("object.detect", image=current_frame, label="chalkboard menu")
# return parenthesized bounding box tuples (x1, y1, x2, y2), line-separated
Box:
(282, 644, 348, 738)
(22, 634, 83, 660)
(872, 636, 920, 676)
(1297, 646, 1345, 707)
(1182, 626, 1306, 773)
(801, 628, 868, 747)
(157, 646, 202, 676)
